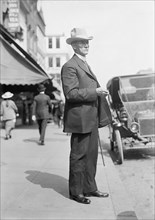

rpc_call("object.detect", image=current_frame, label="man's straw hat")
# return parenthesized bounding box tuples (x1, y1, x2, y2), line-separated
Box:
(66, 28, 93, 45)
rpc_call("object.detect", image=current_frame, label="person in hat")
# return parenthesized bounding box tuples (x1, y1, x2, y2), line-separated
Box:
(0, 91, 18, 140)
(32, 83, 52, 145)
(61, 28, 112, 204)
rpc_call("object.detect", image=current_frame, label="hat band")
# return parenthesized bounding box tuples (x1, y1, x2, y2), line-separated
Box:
(70, 35, 92, 39)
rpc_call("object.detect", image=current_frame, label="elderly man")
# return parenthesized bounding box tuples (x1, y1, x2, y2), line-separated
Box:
(61, 28, 112, 204)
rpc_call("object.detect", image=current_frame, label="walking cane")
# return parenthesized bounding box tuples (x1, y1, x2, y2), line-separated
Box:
(98, 133, 105, 166)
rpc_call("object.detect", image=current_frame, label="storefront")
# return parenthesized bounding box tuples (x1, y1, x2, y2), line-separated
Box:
(0, 25, 56, 126)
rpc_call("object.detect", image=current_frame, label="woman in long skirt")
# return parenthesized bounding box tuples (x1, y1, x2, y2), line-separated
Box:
(1, 92, 18, 140)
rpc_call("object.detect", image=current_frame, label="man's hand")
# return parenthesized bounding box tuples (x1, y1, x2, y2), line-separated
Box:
(96, 87, 109, 96)
(32, 115, 36, 121)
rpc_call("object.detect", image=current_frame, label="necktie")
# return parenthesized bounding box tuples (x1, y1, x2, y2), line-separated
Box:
(83, 60, 97, 79)
(83, 61, 91, 72)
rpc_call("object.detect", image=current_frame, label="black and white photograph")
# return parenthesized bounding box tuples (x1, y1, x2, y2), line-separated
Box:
(0, 0, 154, 219)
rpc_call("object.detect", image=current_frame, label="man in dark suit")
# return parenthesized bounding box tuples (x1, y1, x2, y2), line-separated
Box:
(32, 84, 52, 145)
(61, 28, 112, 204)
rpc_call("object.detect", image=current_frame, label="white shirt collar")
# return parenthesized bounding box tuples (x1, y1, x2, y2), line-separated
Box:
(75, 53, 86, 62)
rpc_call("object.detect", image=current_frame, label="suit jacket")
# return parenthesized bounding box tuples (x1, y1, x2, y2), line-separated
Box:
(32, 93, 52, 120)
(61, 54, 112, 133)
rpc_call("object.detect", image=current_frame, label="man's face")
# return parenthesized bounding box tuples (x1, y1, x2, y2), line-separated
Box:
(72, 40, 89, 56)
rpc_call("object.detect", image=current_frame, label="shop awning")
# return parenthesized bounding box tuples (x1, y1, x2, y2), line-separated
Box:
(0, 26, 50, 85)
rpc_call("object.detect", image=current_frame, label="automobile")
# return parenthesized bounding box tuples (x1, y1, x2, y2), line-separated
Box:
(106, 72, 155, 164)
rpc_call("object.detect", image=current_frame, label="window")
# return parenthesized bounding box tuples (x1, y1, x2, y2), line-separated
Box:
(56, 37, 60, 48)
(48, 38, 52, 48)
(56, 57, 61, 67)
(48, 57, 53, 67)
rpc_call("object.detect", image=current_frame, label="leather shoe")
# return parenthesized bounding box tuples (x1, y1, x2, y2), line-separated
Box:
(70, 194, 91, 204)
(39, 140, 45, 145)
(84, 190, 109, 198)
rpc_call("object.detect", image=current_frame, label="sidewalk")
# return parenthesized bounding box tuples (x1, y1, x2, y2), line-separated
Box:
(1, 123, 138, 220)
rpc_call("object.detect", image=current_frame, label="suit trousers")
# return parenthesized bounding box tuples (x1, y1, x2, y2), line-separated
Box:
(69, 123, 98, 196)
(37, 119, 48, 141)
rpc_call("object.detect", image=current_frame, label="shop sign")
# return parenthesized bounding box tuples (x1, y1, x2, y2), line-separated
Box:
(7, 0, 19, 33)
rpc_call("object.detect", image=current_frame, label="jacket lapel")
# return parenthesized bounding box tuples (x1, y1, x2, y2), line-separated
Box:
(73, 55, 98, 82)
(86, 63, 98, 81)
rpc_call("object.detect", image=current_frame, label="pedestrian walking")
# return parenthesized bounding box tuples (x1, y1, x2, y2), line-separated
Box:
(53, 100, 64, 128)
(57, 100, 64, 128)
(32, 84, 52, 145)
(61, 28, 112, 204)
(0, 91, 18, 140)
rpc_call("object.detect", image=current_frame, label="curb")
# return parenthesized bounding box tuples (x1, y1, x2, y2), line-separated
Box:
(99, 127, 139, 220)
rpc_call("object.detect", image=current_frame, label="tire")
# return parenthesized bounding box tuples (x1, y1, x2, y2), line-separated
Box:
(115, 129, 124, 164)
(110, 140, 114, 151)
(108, 125, 114, 151)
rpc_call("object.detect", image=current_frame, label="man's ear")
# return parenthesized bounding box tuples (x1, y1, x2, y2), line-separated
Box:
(71, 43, 77, 50)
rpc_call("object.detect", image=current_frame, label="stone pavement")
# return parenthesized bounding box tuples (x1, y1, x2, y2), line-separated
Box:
(0, 123, 138, 220)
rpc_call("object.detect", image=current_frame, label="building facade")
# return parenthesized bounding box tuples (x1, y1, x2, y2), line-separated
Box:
(45, 34, 70, 85)
(0, 0, 70, 97)
(36, 8, 46, 70)
(1, 0, 46, 70)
